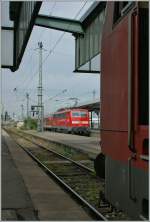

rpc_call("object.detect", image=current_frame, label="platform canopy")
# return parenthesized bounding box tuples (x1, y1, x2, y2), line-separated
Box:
(2, 1, 105, 73)
(74, 2, 106, 73)
(35, 2, 106, 73)
(72, 99, 100, 112)
(2, 1, 42, 71)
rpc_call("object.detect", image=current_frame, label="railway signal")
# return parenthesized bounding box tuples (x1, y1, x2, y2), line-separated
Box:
(30, 105, 41, 117)
(4, 111, 8, 121)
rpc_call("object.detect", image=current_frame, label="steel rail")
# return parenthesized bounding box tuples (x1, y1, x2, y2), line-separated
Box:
(13, 130, 95, 174)
(22, 129, 95, 159)
(12, 136, 107, 221)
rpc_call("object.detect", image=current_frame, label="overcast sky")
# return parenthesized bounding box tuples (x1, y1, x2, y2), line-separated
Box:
(2, 1, 100, 119)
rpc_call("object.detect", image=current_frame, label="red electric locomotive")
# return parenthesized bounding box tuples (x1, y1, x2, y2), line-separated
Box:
(44, 108, 90, 136)
(94, 1, 148, 220)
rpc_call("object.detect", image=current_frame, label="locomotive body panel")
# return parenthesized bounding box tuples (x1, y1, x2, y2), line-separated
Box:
(101, 2, 149, 168)
(71, 110, 90, 127)
(105, 155, 148, 219)
(99, 2, 149, 219)
(101, 10, 128, 132)
(44, 109, 90, 136)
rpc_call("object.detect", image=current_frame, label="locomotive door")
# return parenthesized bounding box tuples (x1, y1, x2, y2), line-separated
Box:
(128, 2, 148, 154)
(127, 2, 148, 218)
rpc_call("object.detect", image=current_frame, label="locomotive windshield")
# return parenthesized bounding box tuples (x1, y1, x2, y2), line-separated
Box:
(80, 112, 87, 117)
(72, 111, 87, 117)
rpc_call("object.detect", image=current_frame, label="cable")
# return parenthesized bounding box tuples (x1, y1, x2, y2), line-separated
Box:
(42, 1, 88, 65)
(15, 53, 35, 92)
(43, 89, 67, 103)
(14, 3, 57, 95)
(32, 1, 87, 91)
(14, 44, 42, 92)
(16, 1, 88, 100)
(38, 2, 57, 41)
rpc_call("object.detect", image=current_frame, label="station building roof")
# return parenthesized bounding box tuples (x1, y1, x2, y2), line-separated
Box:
(72, 99, 100, 112)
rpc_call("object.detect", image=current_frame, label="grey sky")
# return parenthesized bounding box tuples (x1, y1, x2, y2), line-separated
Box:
(2, 1, 100, 119)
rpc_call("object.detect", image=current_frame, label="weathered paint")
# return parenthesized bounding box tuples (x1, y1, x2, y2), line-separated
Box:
(100, 2, 149, 219)
(101, 2, 148, 170)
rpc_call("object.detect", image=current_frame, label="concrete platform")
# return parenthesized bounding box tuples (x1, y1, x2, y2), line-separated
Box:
(23, 130, 101, 158)
(2, 130, 92, 220)
(2, 131, 37, 220)
(91, 129, 100, 138)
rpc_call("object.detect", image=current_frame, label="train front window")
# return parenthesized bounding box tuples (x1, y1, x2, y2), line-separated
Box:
(80, 112, 87, 117)
(72, 111, 87, 117)
(72, 112, 80, 117)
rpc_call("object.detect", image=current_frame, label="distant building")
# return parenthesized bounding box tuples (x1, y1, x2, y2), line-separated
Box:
(89, 112, 100, 129)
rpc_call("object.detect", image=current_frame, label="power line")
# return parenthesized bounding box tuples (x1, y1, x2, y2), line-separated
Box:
(14, 48, 36, 92)
(15, 1, 88, 100)
(43, 89, 67, 103)
(13, 2, 57, 95)
(38, 2, 57, 41)
(42, 1, 88, 65)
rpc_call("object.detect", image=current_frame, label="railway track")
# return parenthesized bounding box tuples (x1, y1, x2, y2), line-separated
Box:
(6, 129, 130, 220)
(8, 128, 95, 171)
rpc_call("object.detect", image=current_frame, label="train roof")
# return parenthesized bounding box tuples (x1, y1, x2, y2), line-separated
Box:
(44, 108, 89, 117)
(55, 108, 89, 113)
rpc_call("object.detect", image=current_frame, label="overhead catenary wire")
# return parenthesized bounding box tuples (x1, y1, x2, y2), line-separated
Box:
(41, 0, 88, 65)
(14, 2, 57, 96)
(12, 1, 90, 117)
(43, 89, 67, 104)
(14, 47, 37, 92)
(18, 1, 88, 97)
(44, 89, 98, 111)
(38, 1, 57, 41)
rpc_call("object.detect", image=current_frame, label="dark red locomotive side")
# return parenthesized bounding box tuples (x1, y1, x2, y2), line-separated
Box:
(95, 1, 148, 220)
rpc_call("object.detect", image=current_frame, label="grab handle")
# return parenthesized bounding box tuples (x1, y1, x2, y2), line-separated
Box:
(128, 153, 136, 201)
(128, 12, 137, 152)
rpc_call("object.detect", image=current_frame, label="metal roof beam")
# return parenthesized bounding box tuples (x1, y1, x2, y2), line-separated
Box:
(35, 14, 84, 34)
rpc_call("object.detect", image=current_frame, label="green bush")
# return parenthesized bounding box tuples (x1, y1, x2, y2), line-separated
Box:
(23, 118, 37, 130)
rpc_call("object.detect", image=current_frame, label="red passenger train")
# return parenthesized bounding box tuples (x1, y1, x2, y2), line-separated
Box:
(44, 109, 90, 136)
(94, 1, 148, 220)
